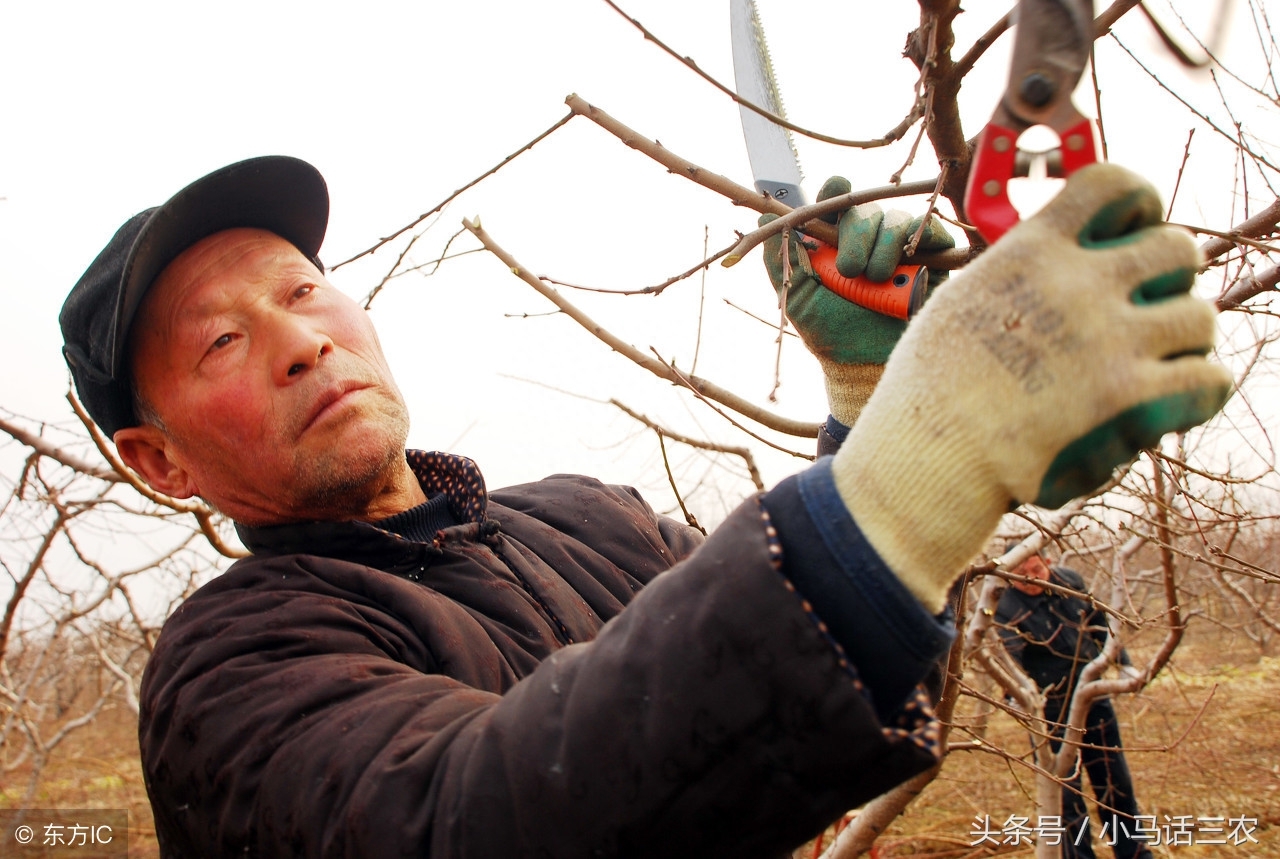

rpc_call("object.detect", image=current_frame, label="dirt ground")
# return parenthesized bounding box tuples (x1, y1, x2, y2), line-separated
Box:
(6, 618, 1280, 858)
(805, 621, 1280, 858)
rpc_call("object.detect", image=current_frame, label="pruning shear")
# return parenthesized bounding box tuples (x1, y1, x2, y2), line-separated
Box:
(964, 0, 1099, 243)
(730, 0, 928, 320)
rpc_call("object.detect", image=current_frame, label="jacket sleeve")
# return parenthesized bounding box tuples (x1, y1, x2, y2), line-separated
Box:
(141, 487, 947, 859)
(760, 459, 955, 723)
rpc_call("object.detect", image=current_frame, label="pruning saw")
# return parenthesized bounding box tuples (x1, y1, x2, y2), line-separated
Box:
(730, 0, 928, 320)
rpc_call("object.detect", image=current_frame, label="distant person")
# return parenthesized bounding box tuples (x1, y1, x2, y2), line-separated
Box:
(997, 547, 1154, 859)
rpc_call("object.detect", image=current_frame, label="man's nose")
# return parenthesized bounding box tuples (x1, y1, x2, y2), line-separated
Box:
(274, 317, 334, 382)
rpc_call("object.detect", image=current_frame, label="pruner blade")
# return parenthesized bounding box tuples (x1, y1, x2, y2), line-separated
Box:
(964, 0, 1098, 243)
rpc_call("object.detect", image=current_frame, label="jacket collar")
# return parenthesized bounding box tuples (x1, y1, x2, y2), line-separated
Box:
(233, 450, 488, 564)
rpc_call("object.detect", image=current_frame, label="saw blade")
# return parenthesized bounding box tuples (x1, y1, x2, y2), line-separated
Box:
(730, 0, 805, 204)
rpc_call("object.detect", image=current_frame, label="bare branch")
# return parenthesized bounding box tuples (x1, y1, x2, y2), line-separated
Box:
(331, 110, 576, 270)
(564, 94, 975, 271)
(600, 0, 926, 150)
(461, 216, 821, 438)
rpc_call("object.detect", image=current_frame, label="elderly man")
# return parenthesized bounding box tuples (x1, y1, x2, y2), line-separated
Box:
(60, 155, 1229, 857)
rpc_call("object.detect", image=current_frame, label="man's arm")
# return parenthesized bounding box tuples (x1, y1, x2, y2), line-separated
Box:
(140, 481, 944, 859)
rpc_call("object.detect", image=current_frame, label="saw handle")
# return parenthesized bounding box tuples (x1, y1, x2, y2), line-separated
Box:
(809, 240, 928, 320)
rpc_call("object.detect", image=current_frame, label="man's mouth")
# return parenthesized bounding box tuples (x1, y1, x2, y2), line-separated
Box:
(303, 381, 372, 432)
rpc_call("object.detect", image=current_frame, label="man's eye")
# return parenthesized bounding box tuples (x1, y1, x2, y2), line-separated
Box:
(294, 284, 315, 300)
(210, 334, 233, 351)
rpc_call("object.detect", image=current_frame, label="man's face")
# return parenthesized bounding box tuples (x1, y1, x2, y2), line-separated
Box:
(120, 228, 412, 525)
(1010, 553, 1051, 595)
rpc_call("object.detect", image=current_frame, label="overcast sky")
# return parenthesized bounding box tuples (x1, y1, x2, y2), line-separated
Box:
(1, 0, 1268, 522)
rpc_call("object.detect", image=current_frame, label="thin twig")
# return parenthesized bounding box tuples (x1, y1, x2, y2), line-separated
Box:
(65, 390, 246, 559)
(461, 216, 820, 439)
(564, 94, 974, 271)
(723, 179, 954, 267)
(600, 0, 924, 150)
(691, 225, 709, 375)
(648, 348, 815, 461)
(1196, 197, 1280, 264)
(1166, 129, 1197, 220)
(610, 400, 765, 492)
(654, 431, 705, 535)
(539, 244, 732, 297)
(889, 18, 939, 186)
(1111, 34, 1280, 174)
(331, 111, 575, 270)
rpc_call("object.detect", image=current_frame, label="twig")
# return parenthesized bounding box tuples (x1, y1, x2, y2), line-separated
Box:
(1091, 35, 1111, 163)
(65, 390, 247, 559)
(654, 431, 705, 535)
(461, 216, 820, 439)
(564, 94, 974, 271)
(1166, 129, 1197, 220)
(723, 179, 964, 267)
(0, 416, 122, 483)
(769, 228, 794, 403)
(723, 299, 799, 337)
(1111, 34, 1280, 174)
(363, 225, 467, 310)
(539, 244, 732, 297)
(647, 347, 815, 461)
(1181, 223, 1280, 256)
(610, 400, 765, 492)
(905, 169, 951, 258)
(1196, 197, 1280, 264)
(600, 0, 924, 150)
(691, 225, 708, 374)
(889, 18, 939, 186)
(331, 110, 575, 270)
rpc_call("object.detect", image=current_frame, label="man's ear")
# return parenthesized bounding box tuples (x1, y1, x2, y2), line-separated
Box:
(113, 425, 198, 499)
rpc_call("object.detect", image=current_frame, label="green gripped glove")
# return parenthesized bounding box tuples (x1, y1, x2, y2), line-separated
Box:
(816, 176, 955, 287)
(760, 177, 955, 426)
(831, 162, 1233, 612)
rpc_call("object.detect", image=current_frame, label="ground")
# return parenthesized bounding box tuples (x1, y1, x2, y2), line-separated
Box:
(803, 621, 1280, 858)
(4, 620, 1280, 858)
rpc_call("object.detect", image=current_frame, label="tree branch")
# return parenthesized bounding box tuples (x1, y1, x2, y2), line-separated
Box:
(600, 0, 925, 149)
(461, 216, 822, 438)
(564, 94, 975, 271)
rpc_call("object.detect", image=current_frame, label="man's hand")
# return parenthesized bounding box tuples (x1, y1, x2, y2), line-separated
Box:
(760, 176, 955, 426)
(831, 163, 1233, 611)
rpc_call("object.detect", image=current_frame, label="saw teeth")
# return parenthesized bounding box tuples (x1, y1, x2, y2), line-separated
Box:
(746, 0, 804, 180)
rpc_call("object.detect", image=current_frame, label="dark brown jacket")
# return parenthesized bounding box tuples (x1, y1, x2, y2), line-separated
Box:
(139, 453, 945, 857)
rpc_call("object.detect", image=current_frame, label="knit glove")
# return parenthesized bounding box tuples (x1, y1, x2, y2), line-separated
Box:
(833, 163, 1232, 611)
(761, 176, 955, 426)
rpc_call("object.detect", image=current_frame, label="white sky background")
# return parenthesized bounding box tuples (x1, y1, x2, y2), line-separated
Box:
(1, 0, 1274, 527)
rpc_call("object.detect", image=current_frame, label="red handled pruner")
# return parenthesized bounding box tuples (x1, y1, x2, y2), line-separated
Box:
(964, 0, 1099, 243)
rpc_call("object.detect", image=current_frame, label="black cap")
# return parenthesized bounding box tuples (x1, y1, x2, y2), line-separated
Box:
(59, 155, 329, 437)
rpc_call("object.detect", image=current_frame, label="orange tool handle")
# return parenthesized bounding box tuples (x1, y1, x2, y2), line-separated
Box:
(809, 240, 928, 320)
